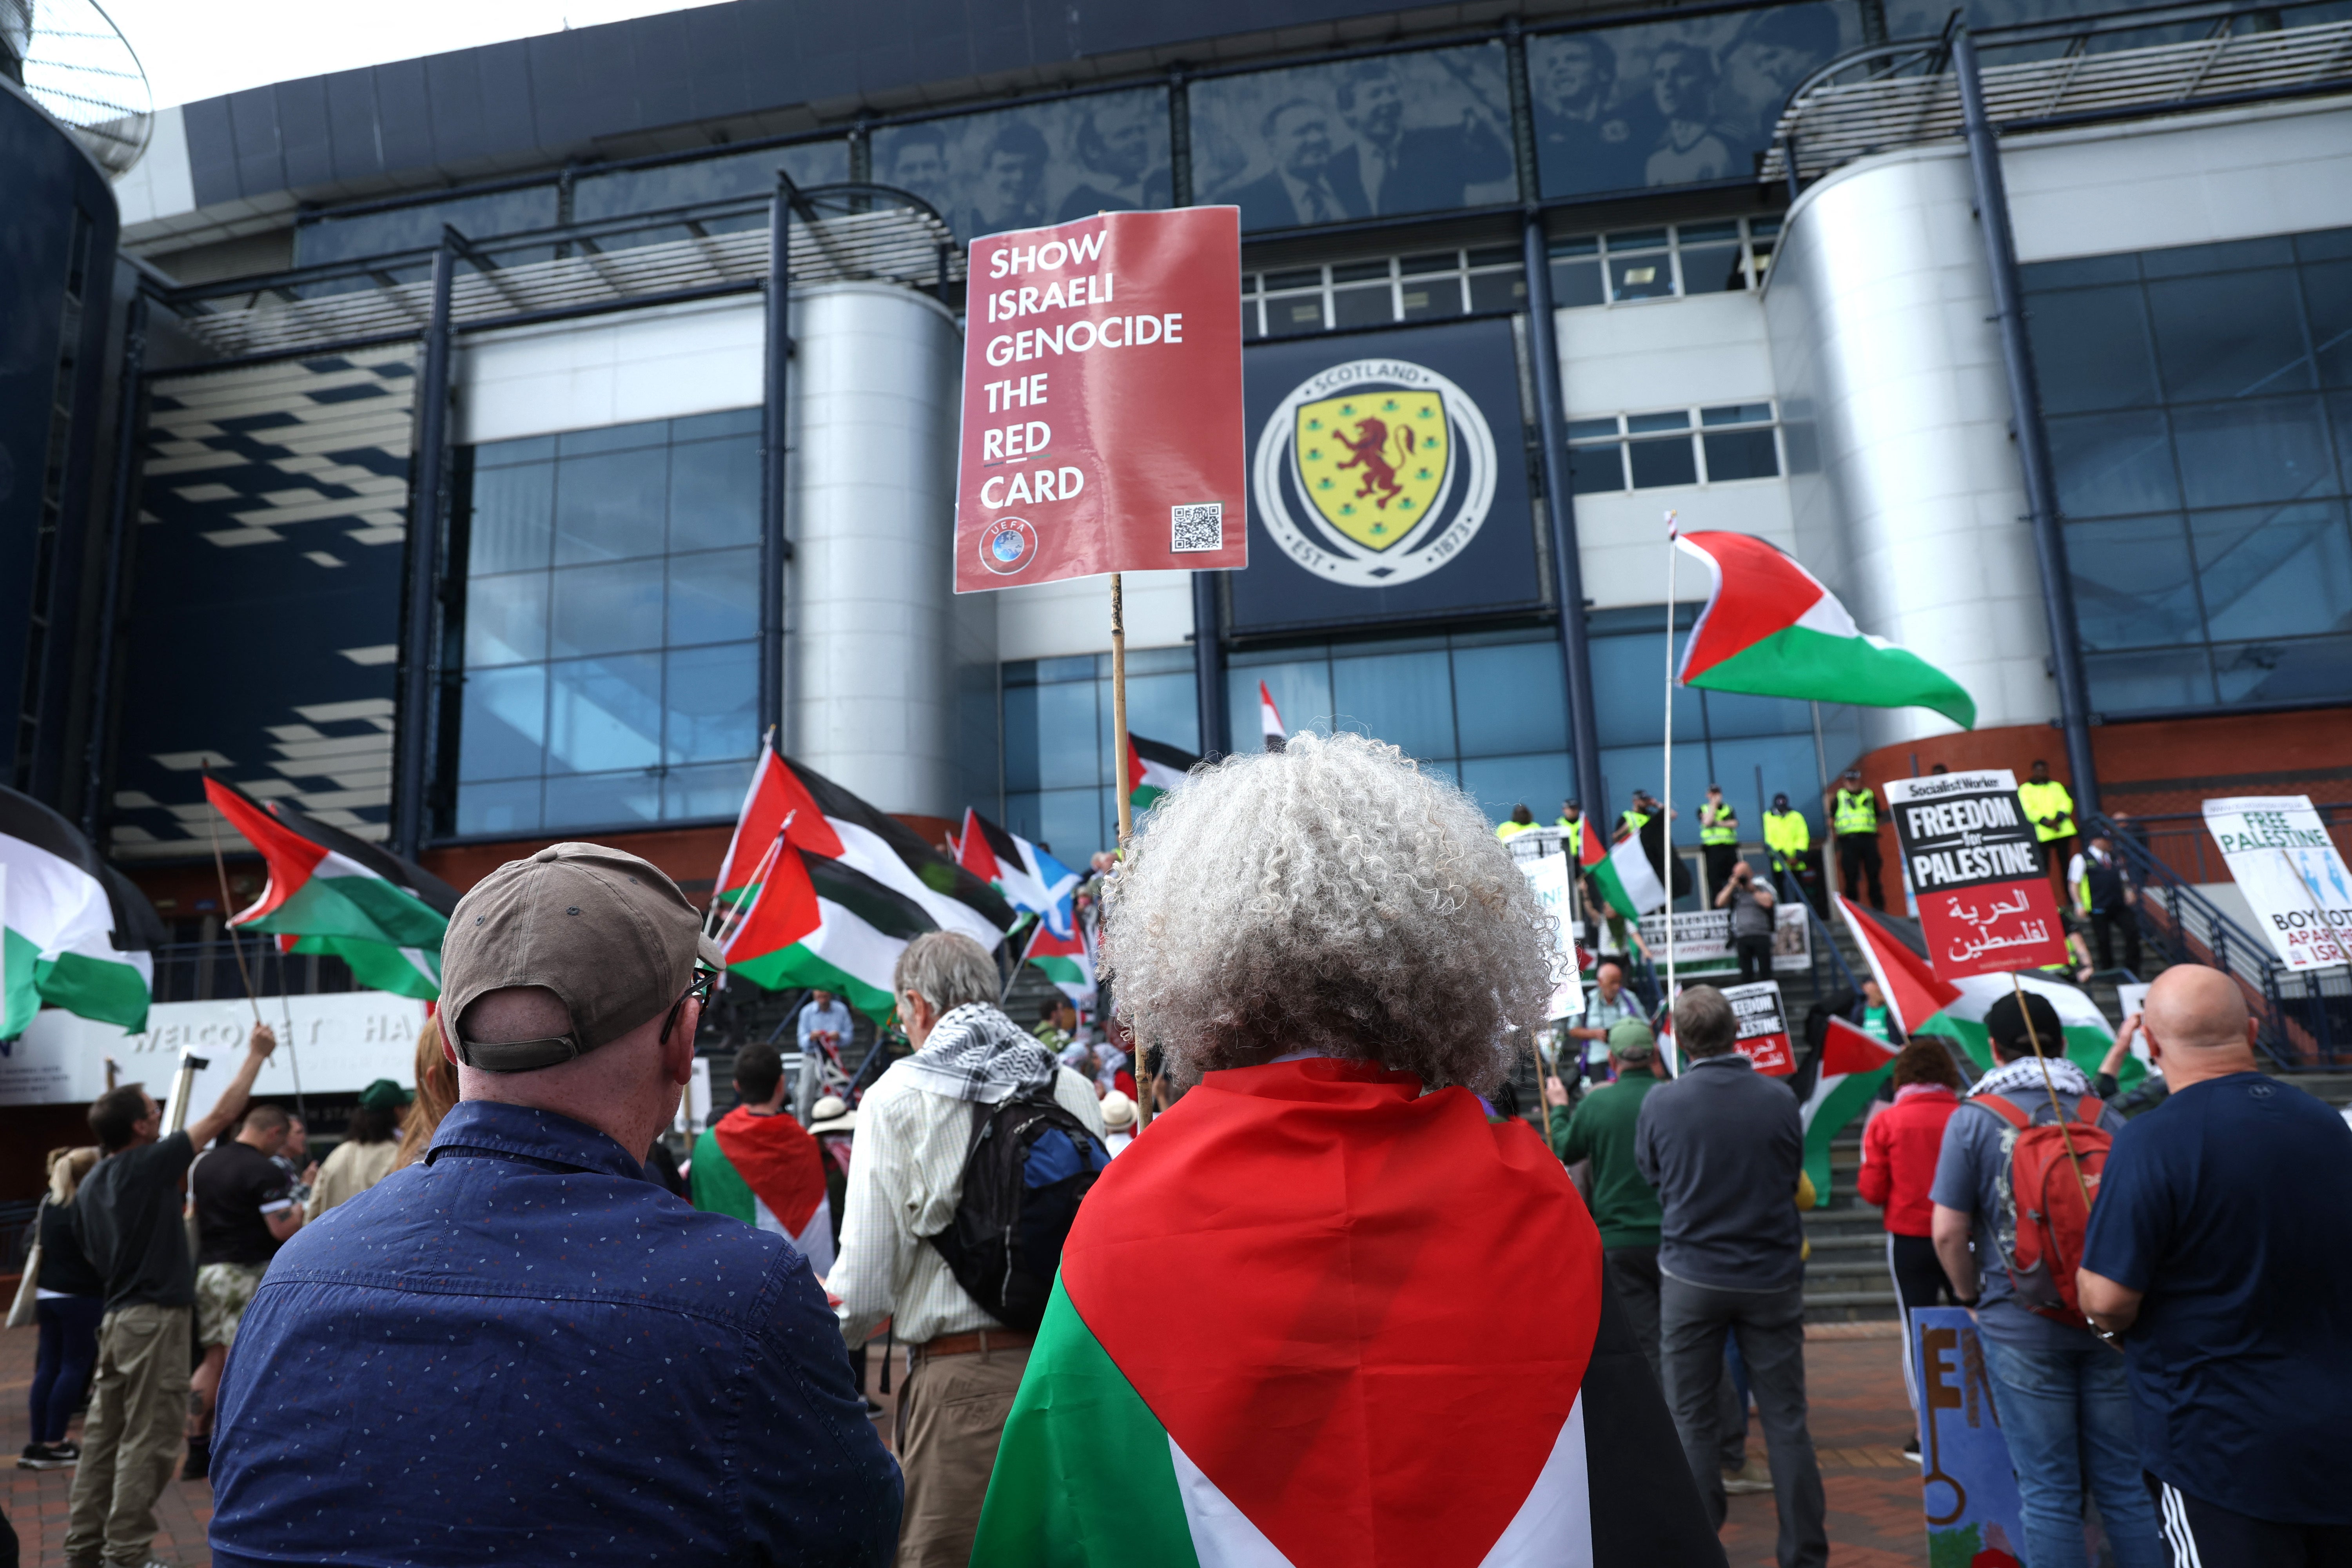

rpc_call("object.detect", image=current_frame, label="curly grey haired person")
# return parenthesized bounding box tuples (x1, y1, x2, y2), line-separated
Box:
(1102, 730, 1557, 1091)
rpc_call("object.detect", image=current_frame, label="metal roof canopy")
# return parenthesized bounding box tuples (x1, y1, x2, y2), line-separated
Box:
(160, 181, 960, 364)
(1762, 0, 2352, 188)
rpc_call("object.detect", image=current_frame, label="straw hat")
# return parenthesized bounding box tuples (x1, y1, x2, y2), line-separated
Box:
(807, 1094, 857, 1135)
(1098, 1089, 1136, 1131)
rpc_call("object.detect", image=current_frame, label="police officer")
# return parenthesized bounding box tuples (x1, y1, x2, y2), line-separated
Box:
(1828, 768, 1885, 911)
(2016, 758, 2077, 894)
(1557, 798, 1584, 833)
(1618, 791, 1655, 842)
(1697, 785, 1739, 904)
(1762, 792, 1816, 912)
(1496, 803, 1539, 842)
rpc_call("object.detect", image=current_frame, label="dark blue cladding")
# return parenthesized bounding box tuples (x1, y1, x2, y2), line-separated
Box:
(207, 1100, 902, 1566)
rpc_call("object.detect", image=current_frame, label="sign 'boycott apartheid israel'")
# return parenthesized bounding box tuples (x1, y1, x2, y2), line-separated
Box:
(1886, 769, 2069, 978)
(2201, 795, 2352, 970)
(953, 207, 1249, 592)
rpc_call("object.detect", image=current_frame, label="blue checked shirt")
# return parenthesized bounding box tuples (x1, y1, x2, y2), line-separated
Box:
(207, 1100, 900, 1566)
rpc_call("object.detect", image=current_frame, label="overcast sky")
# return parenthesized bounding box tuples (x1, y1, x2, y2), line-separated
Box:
(103, 0, 733, 109)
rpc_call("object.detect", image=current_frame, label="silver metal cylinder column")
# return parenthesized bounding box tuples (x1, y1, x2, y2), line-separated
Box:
(788, 281, 962, 817)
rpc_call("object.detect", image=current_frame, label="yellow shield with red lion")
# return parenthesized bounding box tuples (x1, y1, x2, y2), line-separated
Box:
(1294, 391, 1448, 552)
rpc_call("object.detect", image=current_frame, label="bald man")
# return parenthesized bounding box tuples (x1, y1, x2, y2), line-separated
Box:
(2078, 964, 2352, 1566)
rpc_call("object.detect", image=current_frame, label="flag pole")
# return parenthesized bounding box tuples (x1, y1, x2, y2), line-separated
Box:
(1112, 573, 1132, 848)
(1661, 511, 1678, 1069)
(2006, 971, 2099, 1225)
(204, 788, 265, 1029)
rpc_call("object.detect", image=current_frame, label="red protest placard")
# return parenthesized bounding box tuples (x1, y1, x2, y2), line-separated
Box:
(953, 207, 1247, 592)
(1720, 979, 1796, 1076)
(1887, 771, 2071, 978)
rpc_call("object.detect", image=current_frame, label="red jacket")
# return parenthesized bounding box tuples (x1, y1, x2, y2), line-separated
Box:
(1858, 1085, 1960, 1237)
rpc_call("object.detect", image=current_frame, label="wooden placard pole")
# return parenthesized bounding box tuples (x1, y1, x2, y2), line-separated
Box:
(1110, 573, 1153, 1128)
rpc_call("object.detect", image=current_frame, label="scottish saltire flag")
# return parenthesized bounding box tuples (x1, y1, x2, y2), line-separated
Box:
(1, 786, 161, 1034)
(972, 1058, 1719, 1567)
(204, 778, 454, 1000)
(690, 1104, 834, 1274)
(958, 809, 1080, 938)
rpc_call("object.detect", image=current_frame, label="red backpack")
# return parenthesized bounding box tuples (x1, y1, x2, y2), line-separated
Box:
(1969, 1091, 2111, 1328)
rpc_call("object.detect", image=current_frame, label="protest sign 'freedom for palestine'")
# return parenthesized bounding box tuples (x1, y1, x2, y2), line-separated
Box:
(953, 207, 1248, 591)
(1886, 770, 2069, 978)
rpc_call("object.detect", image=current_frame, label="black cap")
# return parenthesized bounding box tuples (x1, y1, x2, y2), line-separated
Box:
(1985, 991, 2064, 1058)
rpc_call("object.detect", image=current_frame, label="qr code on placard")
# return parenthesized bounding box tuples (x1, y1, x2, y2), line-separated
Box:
(1171, 503, 1223, 553)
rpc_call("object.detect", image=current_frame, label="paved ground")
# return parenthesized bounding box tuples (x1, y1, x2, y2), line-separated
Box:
(4, 1313, 1926, 1565)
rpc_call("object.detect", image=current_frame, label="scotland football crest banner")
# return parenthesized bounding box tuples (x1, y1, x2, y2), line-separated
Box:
(1229, 318, 1543, 634)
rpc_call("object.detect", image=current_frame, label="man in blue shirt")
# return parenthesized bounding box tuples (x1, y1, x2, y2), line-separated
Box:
(1929, 989, 2164, 1568)
(2079, 964, 2352, 1566)
(208, 843, 901, 1566)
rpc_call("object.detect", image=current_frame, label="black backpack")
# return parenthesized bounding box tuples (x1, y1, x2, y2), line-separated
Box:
(926, 1085, 1111, 1332)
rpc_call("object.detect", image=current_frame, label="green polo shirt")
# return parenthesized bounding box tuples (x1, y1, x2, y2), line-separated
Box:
(1553, 1071, 1665, 1250)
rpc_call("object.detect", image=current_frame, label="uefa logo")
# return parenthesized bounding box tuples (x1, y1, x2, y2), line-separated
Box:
(980, 516, 1039, 576)
(1252, 358, 1497, 589)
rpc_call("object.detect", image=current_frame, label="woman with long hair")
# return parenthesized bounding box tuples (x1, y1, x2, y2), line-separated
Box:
(1857, 1032, 1967, 1450)
(393, 1015, 459, 1171)
(20, 1145, 103, 1470)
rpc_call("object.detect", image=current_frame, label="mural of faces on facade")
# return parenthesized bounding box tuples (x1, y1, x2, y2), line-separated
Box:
(1189, 44, 1519, 233)
(872, 89, 1172, 242)
(1530, 2, 1857, 201)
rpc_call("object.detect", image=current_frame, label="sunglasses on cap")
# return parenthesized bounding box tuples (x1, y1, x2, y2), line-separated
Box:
(662, 966, 718, 1046)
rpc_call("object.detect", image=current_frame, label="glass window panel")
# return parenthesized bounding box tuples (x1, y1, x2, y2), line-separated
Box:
(458, 664, 546, 783)
(1399, 279, 1466, 321)
(2066, 516, 2201, 650)
(1679, 242, 1744, 294)
(476, 435, 555, 469)
(1467, 269, 1526, 313)
(1269, 295, 1329, 336)
(1228, 659, 1331, 755)
(1567, 417, 1622, 440)
(550, 560, 665, 659)
(874, 89, 1171, 243)
(1702, 735, 1821, 824)
(1550, 258, 1606, 307)
(1266, 267, 1323, 290)
(2046, 410, 2181, 518)
(545, 653, 662, 775)
(2333, 391, 2352, 489)
(1333, 260, 1392, 283)
(1023, 788, 1111, 868)
(1400, 252, 1459, 275)
(2138, 235, 2297, 278)
(464, 572, 548, 668)
(1469, 245, 1520, 267)
(2147, 271, 2315, 402)
(1032, 679, 1100, 790)
(668, 432, 760, 552)
(2086, 646, 2214, 713)
(2027, 285, 2159, 413)
(1628, 410, 1691, 433)
(1332, 283, 1396, 328)
(1681, 221, 1740, 243)
(1592, 628, 1702, 749)
(1330, 648, 1455, 760)
(664, 758, 757, 822)
(2212, 634, 2352, 706)
(2297, 227, 2352, 262)
(2304, 260, 2352, 388)
(293, 185, 561, 270)
(1550, 236, 1600, 258)
(2172, 397, 2336, 507)
(663, 642, 759, 764)
(1569, 442, 1625, 494)
(1701, 403, 1773, 426)
(1457, 752, 1573, 824)
(553, 446, 670, 564)
(1116, 668, 1200, 758)
(1629, 435, 1698, 488)
(557, 421, 670, 457)
(666, 547, 760, 647)
(543, 769, 662, 830)
(1607, 229, 1670, 250)
(1001, 684, 1042, 792)
(456, 777, 543, 838)
(468, 461, 554, 575)
(1189, 44, 1516, 232)
(2022, 253, 2139, 289)
(671, 408, 763, 441)
(1452, 641, 1568, 757)
(1698, 686, 1813, 740)
(1608, 253, 1674, 301)
(2189, 501, 2352, 641)
(1703, 428, 1779, 481)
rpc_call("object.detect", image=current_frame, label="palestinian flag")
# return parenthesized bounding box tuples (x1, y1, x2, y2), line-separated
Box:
(1258, 681, 1286, 751)
(1676, 530, 1976, 729)
(1126, 733, 1197, 809)
(1920, 971, 2130, 1084)
(1837, 897, 1962, 1041)
(1581, 815, 1665, 924)
(715, 747, 1013, 1020)
(1800, 1016, 1902, 1200)
(690, 1104, 834, 1274)
(958, 809, 1080, 937)
(1026, 918, 1096, 1004)
(204, 779, 455, 1000)
(2, 786, 162, 1035)
(973, 1057, 1720, 1568)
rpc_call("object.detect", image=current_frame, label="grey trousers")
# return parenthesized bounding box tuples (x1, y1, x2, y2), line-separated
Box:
(1660, 1273, 1828, 1568)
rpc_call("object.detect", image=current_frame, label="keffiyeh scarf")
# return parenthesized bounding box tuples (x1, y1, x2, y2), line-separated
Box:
(897, 1002, 1059, 1105)
(1970, 1054, 2092, 1103)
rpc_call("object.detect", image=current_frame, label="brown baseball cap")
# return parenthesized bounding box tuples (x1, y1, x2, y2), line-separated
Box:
(440, 842, 724, 1073)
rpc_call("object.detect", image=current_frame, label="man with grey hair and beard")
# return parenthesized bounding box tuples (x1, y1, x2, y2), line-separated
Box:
(1637, 983, 1826, 1568)
(829, 930, 1106, 1568)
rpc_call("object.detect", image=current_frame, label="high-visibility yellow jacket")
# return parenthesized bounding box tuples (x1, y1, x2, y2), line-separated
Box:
(1619, 809, 1652, 838)
(1833, 787, 1878, 837)
(2018, 779, 2076, 842)
(1699, 805, 1738, 846)
(1495, 819, 1536, 841)
(1763, 808, 1810, 862)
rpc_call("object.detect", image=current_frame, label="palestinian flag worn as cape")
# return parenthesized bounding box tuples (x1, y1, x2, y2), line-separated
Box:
(1126, 734, 1197, 809)
(1676, 531, 1976, 729)
(715, 748, 1013, 1021)
(204, 779, 456, 999)
(972, 1057, 1721, 1568)
(958, 809, 1080, 937)
(1026, 918, 1096, 1004)
(1, 786, 161, 1034)
(1581, 816, 1665, 923)
(690, 1105, 835, 1275)
(1921, 971, 2127, 1083)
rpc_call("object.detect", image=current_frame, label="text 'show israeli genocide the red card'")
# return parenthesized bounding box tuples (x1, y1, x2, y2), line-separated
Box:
(953, 207, 1248, 593)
